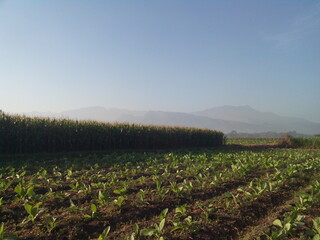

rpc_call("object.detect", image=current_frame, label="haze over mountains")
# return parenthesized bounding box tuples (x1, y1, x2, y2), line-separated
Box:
(26, 106, 320, 135)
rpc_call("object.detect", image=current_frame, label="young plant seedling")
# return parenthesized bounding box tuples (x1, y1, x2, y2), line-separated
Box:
(98, 226, 110, 240)
(113, 196, 125, 209)
(0, 223, 3, 240)
(140, 208, 168, 240)
(85, 203, 99, 219)
(0, 180, 12, 193)
(98, 191, 111, 203)
(313, 218, 320, 237)
(45, 215, 58, 233)
(128, 223, 140, 240)
(113, 186, 127, 196)
(23, 202, 42, 223)
(0, 222, 18, 240)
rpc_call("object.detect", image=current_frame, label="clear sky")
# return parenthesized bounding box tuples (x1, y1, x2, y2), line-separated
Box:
(1, 0, 319, 122)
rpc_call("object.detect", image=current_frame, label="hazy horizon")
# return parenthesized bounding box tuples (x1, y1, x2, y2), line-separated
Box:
(4, 105, 320, 126)
(1, 1, 319, 122)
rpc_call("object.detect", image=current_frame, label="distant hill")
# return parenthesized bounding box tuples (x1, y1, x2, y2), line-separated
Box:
(24, 105, 320, 135)
(195, 106, 320, 135)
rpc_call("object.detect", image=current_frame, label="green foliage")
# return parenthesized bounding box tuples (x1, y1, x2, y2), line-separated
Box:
(0, 180, 12, 193)
(271, 213, 305, 239)
(1, 146, 320, 239)
(24, 202, 42, 223)
(98, 191, 111, 203)
(113, 196, 125, 209)
(0, 223, 18, 240)
(98, 226, 110, 240)
(0, 223, 3, 240)
(140, 208, 168, 240)
(45, 216, 58, 233)
(227, 137, 280, 145)
(85, 203, 99, 219)
(0, 113, 224, 154)
(285, 135, 320, 149)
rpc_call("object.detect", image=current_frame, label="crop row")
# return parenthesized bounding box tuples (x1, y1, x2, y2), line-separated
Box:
(0, 113, 223, 154)
(1, 148, 319, 239)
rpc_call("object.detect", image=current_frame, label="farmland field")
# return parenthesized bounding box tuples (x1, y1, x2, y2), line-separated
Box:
(226, 138, 281, 146)
(1, 145, 320, 240)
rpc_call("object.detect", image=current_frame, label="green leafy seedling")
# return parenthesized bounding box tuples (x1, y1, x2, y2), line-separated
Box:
(24, 202, 42, 223)
(98, 226, 110, 240)
(98, 191, 111, 203)
(175, 205, 187, 218)
(114, 196, 125, 209)
(0, 224, 17, 240)
(310, 217, 320, 239)
(0, 223, 3, 240)
(138, 189, 146, 202)
(0, 180, 12, 193)
(14, 183, 27, 198)
(46, 215, 58, 233)
(128, 224, 140, 240)
(141, 208, 168, 239)
(113, 187, 126, 196)
(85, 203, 98, 219)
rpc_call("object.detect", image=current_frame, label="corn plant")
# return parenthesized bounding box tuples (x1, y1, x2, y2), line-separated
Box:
(0, 113, 224, 154)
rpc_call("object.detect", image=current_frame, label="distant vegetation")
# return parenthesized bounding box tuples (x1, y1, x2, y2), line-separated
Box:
(0, 113, 224, 154)
(226, 130, 312, 138)
(226, 137, 280, 145)
(283, 135, 320, 149)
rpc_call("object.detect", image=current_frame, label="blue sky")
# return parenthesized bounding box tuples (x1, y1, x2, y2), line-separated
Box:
(1, 0, 320, 122)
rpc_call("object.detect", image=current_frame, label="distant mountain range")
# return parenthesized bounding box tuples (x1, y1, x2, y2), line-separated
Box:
(26, 106, 320, 135)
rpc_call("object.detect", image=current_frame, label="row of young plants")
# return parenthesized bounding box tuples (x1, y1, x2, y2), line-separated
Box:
(0, 113, 223, 154)
(0, 148, 319, 239)
(102, 150, 320, 239)
(257, 176, 320, 239)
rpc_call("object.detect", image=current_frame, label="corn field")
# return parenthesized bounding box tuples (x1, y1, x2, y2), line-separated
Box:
(0, 113, 224, 154)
